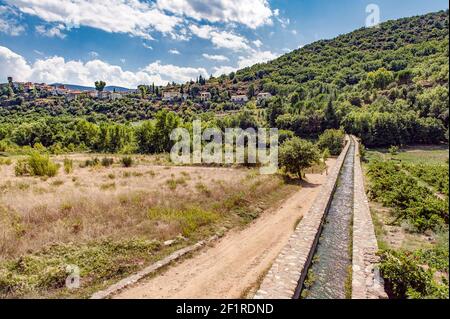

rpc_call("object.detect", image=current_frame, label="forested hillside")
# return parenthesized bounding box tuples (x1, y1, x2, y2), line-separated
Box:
(234, 10, 449, 147)
(0, 10, 448, 153)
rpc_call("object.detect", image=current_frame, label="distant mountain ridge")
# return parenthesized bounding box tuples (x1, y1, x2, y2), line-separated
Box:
(51, 83, 132, 92)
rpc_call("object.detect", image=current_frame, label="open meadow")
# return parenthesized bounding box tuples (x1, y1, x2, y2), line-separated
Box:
(0, 153, 301, 298)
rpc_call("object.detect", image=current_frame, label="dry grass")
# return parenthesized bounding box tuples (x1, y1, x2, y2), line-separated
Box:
(0, 154, 295, 298)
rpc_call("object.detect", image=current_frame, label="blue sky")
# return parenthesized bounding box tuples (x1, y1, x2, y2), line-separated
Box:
(0, 0, 448, 88)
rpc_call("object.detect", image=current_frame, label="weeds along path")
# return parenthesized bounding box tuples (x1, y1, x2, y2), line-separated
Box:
(113, 159, 336, 299)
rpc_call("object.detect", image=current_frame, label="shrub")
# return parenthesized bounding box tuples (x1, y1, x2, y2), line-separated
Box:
(121, 156, 133, 168)
(63, 158, 73, 174)
(317, 129, 345, 156)
(101, 157, 114, 167)
(366, 161, 448, 231)
(0, 158, 12, 166)
(389, 145, 399, 156)
(0, 140, 8, 152)
(278, 130, 295, 145)
(81, 158, 99, 168)
(28, 153, 59, 177)
(14, 159, 30, 176)
(321, 148, 331, 161)
(379, 249, 449, 299)
(15, 153, 59, 177)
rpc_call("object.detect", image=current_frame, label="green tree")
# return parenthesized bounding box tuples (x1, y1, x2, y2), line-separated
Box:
(95, 81, 106, 92)
(266, 97, 285, 127)
(367, 68, 394, 89)
(317, 129, 345, 156)
(279, 137, 320, 179)
(247, 84, 255, 99)
(138, 85, 148, 99)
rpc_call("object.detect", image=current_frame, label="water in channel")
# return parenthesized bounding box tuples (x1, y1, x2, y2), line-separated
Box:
(304, 140, 355, 299)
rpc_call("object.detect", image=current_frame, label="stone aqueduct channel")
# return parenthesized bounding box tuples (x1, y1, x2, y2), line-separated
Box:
(254, 135, 387, 299)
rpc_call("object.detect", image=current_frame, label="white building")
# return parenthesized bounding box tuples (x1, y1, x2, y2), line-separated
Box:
(163, 91, 182, 101)
(110, 92, 123, 100)
(200, 91, 211, 101)
(98, 91, 111, 99)
(257, 92, 272, 102)
(231, 95, 248, 103)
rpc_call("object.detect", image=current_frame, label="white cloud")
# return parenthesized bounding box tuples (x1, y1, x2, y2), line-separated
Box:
(278, 17, 290, 28)
(33, 50, 44, 56)
(253, 39, 263, 48)
(35, 24, 66, 39)
(189, 24, 213, 39)
(212, 65, 237, 77)
(120, 58, 126, 64)
(0, 5, 25, 36)
(168, 49, 181, 55)
(291, 30, 297, 35)
(157, 0, 273, 29)
(212, 49, 278, 77)
(237, 50, 278, 69)
(143, 61, 208, 84)
(0, 45, 208, 87)
(142, 43, 153, 50)
(189, 24, 249, 51)
(202, 53, 229, 62)
(5, 0, 181, 40)
(0, 46, 32, 80)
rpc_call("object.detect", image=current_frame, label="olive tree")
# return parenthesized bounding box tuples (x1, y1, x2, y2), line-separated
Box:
(279, 137, 320, 179)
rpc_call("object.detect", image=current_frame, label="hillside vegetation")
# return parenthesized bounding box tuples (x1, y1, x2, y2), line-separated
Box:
(0, 10, 448, 153)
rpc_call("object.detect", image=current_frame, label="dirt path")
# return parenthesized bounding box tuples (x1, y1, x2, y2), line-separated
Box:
(114, 159, 336, 299)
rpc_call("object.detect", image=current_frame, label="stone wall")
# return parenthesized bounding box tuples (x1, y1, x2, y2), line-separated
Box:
(351, 137, 387, 299)
(254, 136, 351, 299)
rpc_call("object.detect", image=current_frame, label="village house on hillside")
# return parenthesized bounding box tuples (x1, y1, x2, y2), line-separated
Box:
(162, 91, 182, 101)
(66, 91, 84, 101)
(257, 92, 272, 102)
(200, 91, 211, 101)
(231, 94, 248, 104)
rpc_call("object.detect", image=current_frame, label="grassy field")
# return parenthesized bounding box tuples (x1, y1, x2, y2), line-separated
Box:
(365, 144, 449, 165)
(0, 153, 301, 298)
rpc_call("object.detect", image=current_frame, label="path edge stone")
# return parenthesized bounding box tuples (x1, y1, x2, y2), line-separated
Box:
(90, 235, 219, 299)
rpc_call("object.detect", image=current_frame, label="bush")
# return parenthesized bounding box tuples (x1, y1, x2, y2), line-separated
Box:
(63, 158, 73, 174)
(317, 129, 345, 156)
(0, 140, 8, 152)
(15, 153, 59, 177)
(278, 130, 295, 145)
(279, 137, 320, 179)
(389, 145, 399, 156)
(121, 156, 133, 168)
(379, 249, 449, 299)
(366, 161, 448, 231)
(14, 159, 30, 176)
(82, 158, 99, 168)
(0, 158, 12, 166)
(101, 157, 114, 167)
